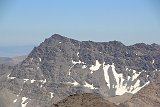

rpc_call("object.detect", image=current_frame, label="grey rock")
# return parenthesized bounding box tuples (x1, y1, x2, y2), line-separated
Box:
(0, 34, 160, 107)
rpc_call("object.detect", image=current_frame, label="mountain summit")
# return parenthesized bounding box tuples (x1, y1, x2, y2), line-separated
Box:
(1, 34, 160, 107)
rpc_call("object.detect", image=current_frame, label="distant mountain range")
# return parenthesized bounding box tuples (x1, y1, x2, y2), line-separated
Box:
(0, 56, 27, 65)
(0, 34, 160, 107)
(0, 45, 34, 57)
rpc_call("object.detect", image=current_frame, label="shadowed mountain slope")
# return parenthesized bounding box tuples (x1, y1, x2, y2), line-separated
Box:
(51, 93, 119, 107)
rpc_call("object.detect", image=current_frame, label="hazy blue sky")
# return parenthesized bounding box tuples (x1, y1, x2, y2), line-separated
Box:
(0, 0, 160, 47)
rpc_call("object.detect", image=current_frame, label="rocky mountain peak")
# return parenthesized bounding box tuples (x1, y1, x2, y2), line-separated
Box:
(2, 34, 160, 107)
(108, 40, 125, 47)
(42, 34, 70, 45)
(50, 34, 69, 42)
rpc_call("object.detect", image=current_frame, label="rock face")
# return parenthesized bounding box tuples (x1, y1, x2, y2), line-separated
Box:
(0, 64, 15, 107)
(0, 34, 160, 107)
(51, 93, 118, 107)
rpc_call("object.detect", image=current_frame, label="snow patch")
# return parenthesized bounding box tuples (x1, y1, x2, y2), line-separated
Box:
(50, 92, 54, 98)
(21, 97, 29, 107)
(40, 79, 47, 84)
(67, 81, 79, 86)
(90, 60, 101, 74)
(7, 73, 16, 79)
(59, 41, 61, 43)
(38, 57, 41, 62)
(68, 71, 71, 76)
(84, 81, 98, 89)
(77, 52, 79, 57)
(13, 99, 17, 103)
(132, 70, 141, 81)
(42, 79, 47, 84)
(72, 60, 82, 65)
(90, 71, 94, 74)
(23, 79, 29, 83)
(82, 65, 87, 69)
(31, 80, 36, 83)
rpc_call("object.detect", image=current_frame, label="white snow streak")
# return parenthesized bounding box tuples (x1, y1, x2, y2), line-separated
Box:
(90, 60, 101, 74)
(31, 80, 36, 83)
(23, 79, 29, 83)
(21, 97, 29, 107)
(132, 81, 150, 94)
(132, 70, 141, 81)
(103, 62, 110, 88)
(67, 81, 79, 86)
(72, 60, 82, 65)
(84, 81, 98, 89)
(77, 52, 79, 57)
(50, 92, 54, 98)
(40, 79, 47, 84)
(70, 59, 85, 75)
(82, 65, 87, 69)
(42, 79, 46, 84)
(7, 73, 16, 79)
(38, 57, 41, 62)
(68, 71, 71, 76)
(13, 99, 17, 103)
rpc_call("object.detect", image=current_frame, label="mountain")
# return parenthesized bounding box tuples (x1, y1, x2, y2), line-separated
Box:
(0, 56, 27, 66)
(51, 93, 118, 107)
(0, 34, 160, 107)
(0, 45, 33, 57)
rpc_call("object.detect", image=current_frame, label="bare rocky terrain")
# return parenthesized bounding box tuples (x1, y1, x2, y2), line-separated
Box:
(0, 34, 160, 107)
(107, 93, 133, 105)
(51, 93, 118, 107)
